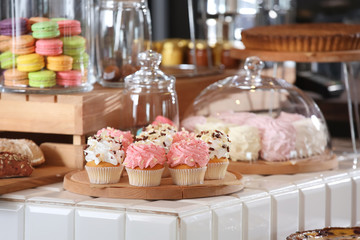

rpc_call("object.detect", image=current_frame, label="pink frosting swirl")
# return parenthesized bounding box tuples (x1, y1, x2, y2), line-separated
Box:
(243, 115, 296, 161)
(276, 112, 305, 123)
(172, 130, 196, 144)
(123, 142, 166, 169)
(152, 115, 175, 126)
(167, 139, 210, 168)
(97, 127, 134, 151)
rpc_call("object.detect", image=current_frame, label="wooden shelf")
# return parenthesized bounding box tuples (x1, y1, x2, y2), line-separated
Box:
(230, 48, 360, 63)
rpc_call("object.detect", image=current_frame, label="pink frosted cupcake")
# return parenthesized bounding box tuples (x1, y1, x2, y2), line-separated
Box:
(167, 138, 210, 185)
(124, 142, 166, 186)
(196, 130, 231, 180)
(172, 129, 196, 144)
(97, 127, 134, 151)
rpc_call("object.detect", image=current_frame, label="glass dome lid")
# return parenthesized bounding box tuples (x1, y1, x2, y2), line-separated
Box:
(182, 56, 332, 163)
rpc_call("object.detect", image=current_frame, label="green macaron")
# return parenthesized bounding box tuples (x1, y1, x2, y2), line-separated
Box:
(31, 21, 60, 39)
(28, 70, 56, 88)
(61, 36, 86, 56)
(72, 52, 89, 70)
(0, 51, 17, 69)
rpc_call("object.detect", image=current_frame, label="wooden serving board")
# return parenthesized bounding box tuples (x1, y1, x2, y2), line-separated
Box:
(0, 165, 73, 195)
(228, 154, 338, 175)
(230, 48, 360, 63)
(63, 170, 244, 200)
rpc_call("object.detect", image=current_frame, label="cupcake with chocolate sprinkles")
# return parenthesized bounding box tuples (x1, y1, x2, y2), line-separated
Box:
(196, 129, 231, 179)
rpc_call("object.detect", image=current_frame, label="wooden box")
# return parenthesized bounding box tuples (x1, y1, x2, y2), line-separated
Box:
(0, 85, 123, 169)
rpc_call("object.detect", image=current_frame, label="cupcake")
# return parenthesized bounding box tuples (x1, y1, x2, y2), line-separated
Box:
(84, 134, 125, 184)
(172, 129, 196, 144)
(96, 127, 134, 151)
(123, 142, 166, 187)
(136, 123, 177, 152)
(196, 130, 231, 180)
(167, 138, 209, 185)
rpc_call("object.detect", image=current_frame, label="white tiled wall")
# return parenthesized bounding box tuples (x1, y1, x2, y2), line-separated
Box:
(0, 167, 359, 240)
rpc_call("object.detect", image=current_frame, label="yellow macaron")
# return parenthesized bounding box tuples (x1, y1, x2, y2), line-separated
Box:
(17, 53, 45, 72)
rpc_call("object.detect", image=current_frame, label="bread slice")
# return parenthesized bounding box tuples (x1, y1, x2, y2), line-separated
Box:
(0, 138, 45, 166)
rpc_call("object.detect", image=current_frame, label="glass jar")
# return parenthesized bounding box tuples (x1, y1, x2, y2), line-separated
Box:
(120, 50, 179, 135)
(96, 0, 151, 88)
(182, 56, 332, 163)
(0, 0, 96, 94)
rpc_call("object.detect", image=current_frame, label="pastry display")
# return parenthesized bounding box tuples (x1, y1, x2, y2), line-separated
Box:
(0, 16, 89, 90)
(241, 23, 360, 52)
(196, 130, 230, 179)
(123, 142, 166, 187)
(286, 227, 360, 239)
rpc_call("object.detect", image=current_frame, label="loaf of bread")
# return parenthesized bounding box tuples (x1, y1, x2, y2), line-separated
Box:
(0, 152, 33, 178)
(0, 138, 45, 166)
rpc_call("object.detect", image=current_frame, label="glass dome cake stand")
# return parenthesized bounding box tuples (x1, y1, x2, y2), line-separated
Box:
(230, 48, 360, 171)
(182, 55, 341, 175)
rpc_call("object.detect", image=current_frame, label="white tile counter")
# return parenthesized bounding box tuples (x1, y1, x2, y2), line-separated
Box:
(0, 164, 359, 240)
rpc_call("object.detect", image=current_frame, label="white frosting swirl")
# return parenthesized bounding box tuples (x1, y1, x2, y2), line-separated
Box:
(228, 125, 261, 161)
(196, 130, 230, 159)
(84, 136, 125, 165)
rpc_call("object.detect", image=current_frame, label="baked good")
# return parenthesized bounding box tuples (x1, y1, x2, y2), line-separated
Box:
(31, 21, 60, 39)
(241, 23, 360, 52)
(123, 142, 166, 186)
(84, 133, 125, 184)
(28, 17, 50, 31)
(56, 70, 82, 86)
(57, 20, 81, 36)
(0, 18, 28, 36)
(286, 227, 360, 239)
(61, 36, 86, 56)
(167, 138, 209, 185)
(17, 53, 45, 72)
(72, 52, 89, 70)
(0, 138, 45, 166)
(196, 130, 230, 180)
(3, 68, 29, 87)
(10, 35, 35, 55)
(0, 152, 33, 178)
(136, 123, 177, 152)
(28, 70, 56, 88)
(47, 55, 73, 71)
(35, 39, 63, 56)
(228, 125, 261, 161)
(152, 115, 176, 126)
(0, 51, 17, 69)
(0, 35, 11, 52)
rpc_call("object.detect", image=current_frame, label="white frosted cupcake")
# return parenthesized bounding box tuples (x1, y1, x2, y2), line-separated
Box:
(196, 130, 231, 180)
(123, 142, 166, 187)
(84, 134, 125, 184)
(167, 138, 209, 185)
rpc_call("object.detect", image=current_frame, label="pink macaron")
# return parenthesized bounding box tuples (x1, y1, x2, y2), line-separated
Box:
(56, 70, 82, 86)
(35, 39, 63, 56)
(57, 20, 81, 36)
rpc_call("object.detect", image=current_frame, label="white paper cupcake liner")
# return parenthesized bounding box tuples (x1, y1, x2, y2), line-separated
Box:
(126, 167, 164, 187)
(161, 162, 171, 178)
(205, 161, 229, 180)
(169, 167, 207, 186)
(85, 165, 124, 184)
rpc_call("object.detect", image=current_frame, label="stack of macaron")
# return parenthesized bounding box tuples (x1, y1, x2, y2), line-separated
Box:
(84, 120, 231, 187)
(0, 17, 88, 88)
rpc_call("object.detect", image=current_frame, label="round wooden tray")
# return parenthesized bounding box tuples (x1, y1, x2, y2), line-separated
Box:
(63, 170, 244, 200)
(230, 48, 360, 63)
(228, 154, 338, 175)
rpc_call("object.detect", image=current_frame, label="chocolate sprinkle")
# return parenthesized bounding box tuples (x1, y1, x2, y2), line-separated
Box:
(209, 147, 215, 151)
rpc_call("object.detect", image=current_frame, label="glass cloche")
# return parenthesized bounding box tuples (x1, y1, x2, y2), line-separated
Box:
(182, 56, 333, 165)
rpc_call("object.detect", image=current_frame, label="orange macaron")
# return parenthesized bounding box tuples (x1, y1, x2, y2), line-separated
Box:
(0, 35, 11, 52)
(3, 68, 29, 87)
(10, 35, 35, 55)
(47, 55, 73, 71)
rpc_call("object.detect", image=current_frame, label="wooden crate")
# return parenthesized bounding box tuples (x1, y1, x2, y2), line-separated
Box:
(0, 84, 123, 169)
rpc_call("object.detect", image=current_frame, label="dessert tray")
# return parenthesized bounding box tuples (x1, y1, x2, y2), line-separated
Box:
(63, 170, 244, 200)
(228, 153, 338, 175)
